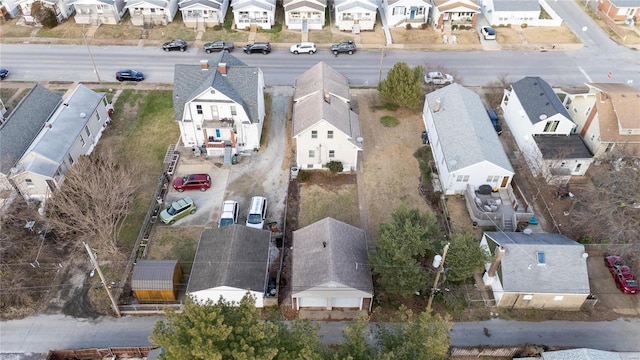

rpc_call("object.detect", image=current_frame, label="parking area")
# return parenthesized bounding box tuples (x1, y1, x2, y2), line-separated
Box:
(587, 254, 640, 316)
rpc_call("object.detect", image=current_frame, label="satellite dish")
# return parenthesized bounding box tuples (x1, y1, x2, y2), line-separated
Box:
(356, 136, 363, 143)
(523, 228, 533, 235)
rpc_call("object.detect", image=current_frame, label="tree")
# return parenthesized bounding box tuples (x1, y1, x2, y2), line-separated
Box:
(369, 205, 442, 297)
(443, 233, 491, 282)
(378, 62, 424, 110)
(45, 150, 139, 255)
(30, 1, 57, 28)
(336, 313, 375, 360)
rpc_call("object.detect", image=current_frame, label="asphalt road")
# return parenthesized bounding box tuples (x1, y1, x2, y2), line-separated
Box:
(1, 314, 639, 354)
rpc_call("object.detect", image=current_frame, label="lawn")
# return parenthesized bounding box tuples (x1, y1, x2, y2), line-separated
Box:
(146, 227, 202, 274)
(298, 180, 360, 229)
(0, 19, 34, 38)
(37, 20, 86, 40)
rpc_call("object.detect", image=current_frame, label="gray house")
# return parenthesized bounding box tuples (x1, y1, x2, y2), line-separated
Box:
(0, 85, 62, 192)
(481, 231, 591, 310)
(187, 225, 272, 307)
(292, 217, 374, 312)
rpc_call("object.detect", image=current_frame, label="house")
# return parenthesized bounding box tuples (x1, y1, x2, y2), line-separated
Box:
(381, 0, 430, 28)
(481, 0, 539, 26)
(186, 225, 272, 307)
(8, 84, 111, 201)
(179, 0, 229, 29)
(292, 218, 374, 312)
(292, 62, 362, 171)
(16, 0, 75, 23)
(501, 77, 593, 185)
(124, 0, 178, 26)
(283, 0, 326, 30)
(70, 0, 126, 25)
(431, 0, 479, 30)
(559, 83, 640, 159)
(231, 0, 275, 30)
(131, 260, 183, 302)
(598, 0, 640, 23)
(334, 0, 377, 31)
(1, 0, 21, 19)
(173, 53, 265, 161)
(0, 98, 8, 124)
(519, 348, 640, 359)
(422, 83, 514, 195)
(480, 231, 591, 310)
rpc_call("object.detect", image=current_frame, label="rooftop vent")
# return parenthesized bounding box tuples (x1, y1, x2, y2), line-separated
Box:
(433, 98, 442, 112)
(539, 114, 547, 120)
(79, 112, 86, 118)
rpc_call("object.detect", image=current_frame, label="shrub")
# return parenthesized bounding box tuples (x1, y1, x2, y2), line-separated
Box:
(380, 116, 399, 127)
(520, 23, 528, 28)
(325, 161, 343, 173)
(297, 170, 310, 182)
(405, 23, 412, 30)
(421, 23, 429, 29)
(451, 24, 458, 30)
(40, 9, 58, 28)
(213, 24, 223, 31)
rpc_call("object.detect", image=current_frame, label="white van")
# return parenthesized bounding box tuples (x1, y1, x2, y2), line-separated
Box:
(246, 196, 267, 229)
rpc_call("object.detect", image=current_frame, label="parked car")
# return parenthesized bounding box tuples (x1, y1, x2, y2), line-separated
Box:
(486, 109, 503, 135)
(481, 26, 496, 40)
(160, 197, 196, 225)
(115, 69, 144, 82)
(246, 196, 267, 229)
(203, 40, 235, 53)
(173, 173, 211, 192)
(331, 41, 356, 55)
(218, 200, 239, 227)
(0, 68, 8, 80)
(290, 42, 316, 54)
(243, 42, 272, 54)
(162, 39, 188, 52)
(605, 255, 639, 294)
(424, 71, 454, 85)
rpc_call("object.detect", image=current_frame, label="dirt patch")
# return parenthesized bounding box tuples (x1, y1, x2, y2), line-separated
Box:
(390, 28, 442, 44)
(496, 25, 579, 44)
(298, 173, 359, 228)
(359, 26, 387, 45)
(445, 195, 484, 237)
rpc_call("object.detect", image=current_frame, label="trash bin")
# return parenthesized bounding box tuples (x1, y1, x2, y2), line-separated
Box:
(232, 154, 238, 165)
(290, 167, 299, 179)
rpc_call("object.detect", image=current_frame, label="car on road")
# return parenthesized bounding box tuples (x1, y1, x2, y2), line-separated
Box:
(162, 39, 188, 52)
(115, 69, 144, 82)
(173, 173, 211, 192)
(218, 200, 239, 227)
(605, 255, 639, 294)
(0, 68, 8, 80)
(486, 109, 503, 135)
(424, 71, 454, 85)
(243, 42, 272, 54)
(481, 26, 496, 40)
(331, 41, 356, 55)
(203, 40, 235, 53)
(160, 197, 196, 225)
(290, 42, 316, 54)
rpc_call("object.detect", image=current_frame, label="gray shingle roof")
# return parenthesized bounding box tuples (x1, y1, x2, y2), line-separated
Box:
(534, 134, 593, 159)
(173, 53, 261, 125)
(0, 85, 62, 175)
(609, 0, 640, 7)
(511, 77, 572, 124)
(484, 232, 590, 294)
(186, 225, 271, 294)
(492, 0, 540, 12)
(292, 218, 373, 294)
(132, 260, 181, 291)
(425, 84, 514, 173)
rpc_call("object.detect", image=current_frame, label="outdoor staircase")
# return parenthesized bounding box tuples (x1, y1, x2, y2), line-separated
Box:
(223, 145, 232, 165)
(503, 218, 514, 232)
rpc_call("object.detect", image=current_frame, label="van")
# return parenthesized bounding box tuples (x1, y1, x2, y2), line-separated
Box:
(246, 196, 267, 229)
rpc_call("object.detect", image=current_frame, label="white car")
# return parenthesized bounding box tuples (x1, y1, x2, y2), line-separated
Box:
(424, 71, 454, 85)
(481, 26, 496, 40)
(290, 42, 316, 55)
(218, 200, 239, 228)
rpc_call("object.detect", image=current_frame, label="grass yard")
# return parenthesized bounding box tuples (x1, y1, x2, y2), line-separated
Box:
(0, 88, 31, 110)
(146, 227, 202, 274)
(144, 13, 197, 41)
(298, 179, 360, 229)
(0, 19, 34, 37)
(521, 25, 579, 44)
(308, 28, 354, 44)
(390, 28, 442, 44)
(37, 20, 86, 40)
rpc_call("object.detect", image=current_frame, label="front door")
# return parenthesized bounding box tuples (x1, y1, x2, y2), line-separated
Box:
(500, 176, 509, 188)
(410, 7, 416, 19)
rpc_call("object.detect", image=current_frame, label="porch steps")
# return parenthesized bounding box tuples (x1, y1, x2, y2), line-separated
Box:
(223, 145, 232, 165)
(503, 219, 514, 232)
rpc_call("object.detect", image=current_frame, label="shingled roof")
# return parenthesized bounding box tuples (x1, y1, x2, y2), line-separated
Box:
(511, 77, 572, 124)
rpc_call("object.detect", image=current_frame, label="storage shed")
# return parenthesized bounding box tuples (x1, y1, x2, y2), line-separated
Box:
(132, 260, 183, 302)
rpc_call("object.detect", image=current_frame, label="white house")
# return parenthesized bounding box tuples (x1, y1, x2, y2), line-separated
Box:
(187, 225, 272, 308)
(334, 0, 377, 31)
(0, 85, 62, 192)
(381, 0, 430, 28)
(231, 0, 275, 30)
(9, 84, 111, 201)
(179, 0, 229, 29)
(124, 0, 178, 26)
(1, 0, 21, 18)
(422, 83, 514, 195)
(292, 218, 374, 312)
(501, 77, 593, 185)
(292, 62, 362, 171)
(481, 0, 563, 27)
(481, 231, 591, 310)
(431, 0, 479, 30)
(17, 0, 75, 23)
(283, 0, 326, 30)
(70, 0, 126, 24)
(173, 53, 265, 162)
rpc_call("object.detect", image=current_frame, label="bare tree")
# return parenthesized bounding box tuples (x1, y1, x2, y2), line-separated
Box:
(45, 150, 139, 255)
(484, 73, 510, 110)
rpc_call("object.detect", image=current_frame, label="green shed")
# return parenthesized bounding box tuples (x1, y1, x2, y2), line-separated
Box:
(132, 260, 182, 302)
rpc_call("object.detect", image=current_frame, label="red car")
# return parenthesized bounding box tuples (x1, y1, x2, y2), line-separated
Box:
(605, 255, 639, 294)
(173, 173, 211, 192)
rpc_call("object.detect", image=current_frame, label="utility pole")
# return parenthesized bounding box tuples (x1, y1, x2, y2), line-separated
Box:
(427, 242, 450, 311)
(378, 48, 385, 84)
(83, 242, 120, 317)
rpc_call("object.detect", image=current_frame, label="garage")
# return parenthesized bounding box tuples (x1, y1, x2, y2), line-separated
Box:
(298, 297, 327, 308)
(332, 297, 361, 308)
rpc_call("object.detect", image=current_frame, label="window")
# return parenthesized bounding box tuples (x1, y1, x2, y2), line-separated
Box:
(486, 176, 493, 182)
(553, 296, 564, 301)
(523, 295, 533, 300)
(590, 134, 595, 141)
(80, 135, 86, 147)
(311, 130, 317, 139)
(392, 6, 405, 15)
(96, 112, 101, 122)
(456, 175, 469, 182)
(543, 120, 560, 132)
(575, 163, 582, 172)
(605, 143, 614, 153)
(85, 125, 91, 138)
(329, 150, 335, 158)
(230, 106, 237, 116)
(585, 106, 591, 115)
(327, 130, 333, 139)
(536, 251, 546, 265)
(309, 150, 315, 157)
(68, 154, 74, 165)
(25, 178, 34, 187)
(196, 105, 203, 115)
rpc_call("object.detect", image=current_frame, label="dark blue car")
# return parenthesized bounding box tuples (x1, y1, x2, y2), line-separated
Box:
(115, 69, 144, 82)
(487, 109, 503, 135)
(0, 68, 8, 80)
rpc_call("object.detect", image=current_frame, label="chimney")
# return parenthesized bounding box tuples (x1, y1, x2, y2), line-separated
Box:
(324, 90, 331, 104)
(433, 98, 441, 112)
(218, 62, 227, 75)
(487, 246, 505, 277)
(200, 60, 209, 70)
